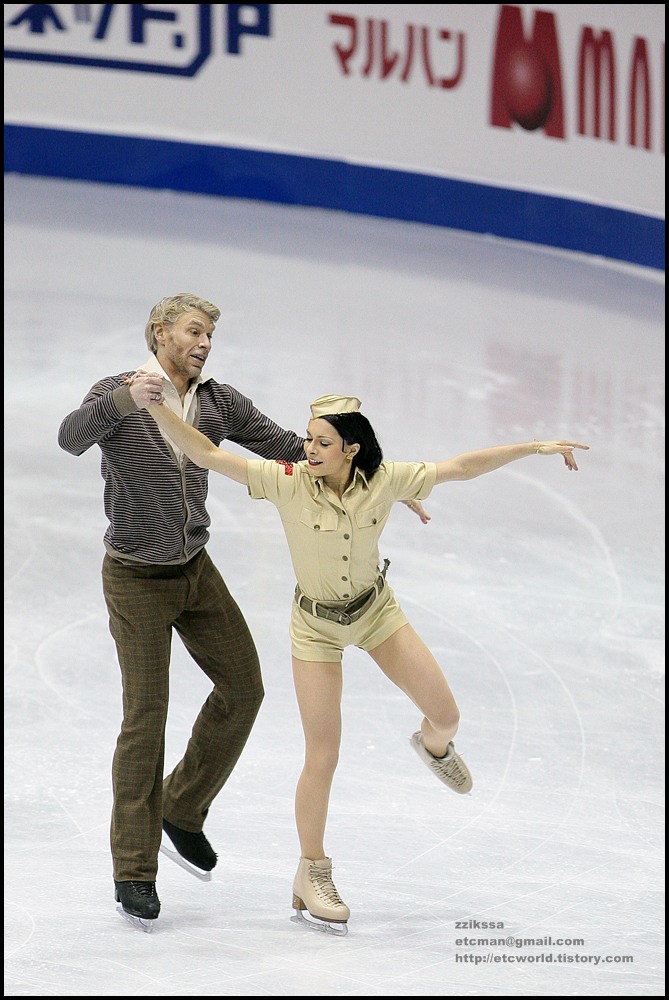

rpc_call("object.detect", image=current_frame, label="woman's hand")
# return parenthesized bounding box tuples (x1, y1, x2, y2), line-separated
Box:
(402, 499, 431, 524)
(124, 370, 165, 409)
(533, 440, 590, 470)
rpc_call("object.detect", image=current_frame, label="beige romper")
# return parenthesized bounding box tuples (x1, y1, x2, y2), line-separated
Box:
(246, 458, 437, 661)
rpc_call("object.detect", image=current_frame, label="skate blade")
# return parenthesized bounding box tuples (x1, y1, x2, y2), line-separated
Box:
(290, 908, 348, 937)
(116, 905, 156, 933)
(159, 843, 213, 881)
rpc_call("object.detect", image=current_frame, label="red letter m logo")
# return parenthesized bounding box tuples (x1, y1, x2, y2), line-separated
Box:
(578, 28, 616, 140)
(490, 5, 565, 137)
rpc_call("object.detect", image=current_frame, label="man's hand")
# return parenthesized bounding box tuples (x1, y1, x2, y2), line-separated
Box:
(402, 500, 431, 524)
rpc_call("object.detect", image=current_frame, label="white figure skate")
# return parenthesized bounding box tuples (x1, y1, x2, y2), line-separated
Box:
(410, 732, 473, 793)
(291, 856, 350, 936)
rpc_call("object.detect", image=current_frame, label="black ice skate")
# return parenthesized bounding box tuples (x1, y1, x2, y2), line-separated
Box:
(160, 819, 217, 881)
(114, 880, 160, 932)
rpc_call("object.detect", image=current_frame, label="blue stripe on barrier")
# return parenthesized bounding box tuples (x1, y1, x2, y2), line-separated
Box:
(4, 124, 664, 271)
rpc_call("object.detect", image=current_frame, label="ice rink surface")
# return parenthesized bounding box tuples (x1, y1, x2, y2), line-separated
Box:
(4, 174, 665, 996)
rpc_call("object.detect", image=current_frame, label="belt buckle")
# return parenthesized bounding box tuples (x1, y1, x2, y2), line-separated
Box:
(335, 610, 352, 625)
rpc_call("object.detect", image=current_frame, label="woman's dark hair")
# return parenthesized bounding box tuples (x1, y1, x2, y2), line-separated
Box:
(320, 412, 383, 476)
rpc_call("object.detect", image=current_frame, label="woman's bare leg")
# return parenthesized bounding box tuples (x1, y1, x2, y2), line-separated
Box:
(369, 623, 460, 756)
(292, 656, 343, 859)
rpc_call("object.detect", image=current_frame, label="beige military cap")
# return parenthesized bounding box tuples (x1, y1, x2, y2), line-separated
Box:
(310, 394, 362, 417)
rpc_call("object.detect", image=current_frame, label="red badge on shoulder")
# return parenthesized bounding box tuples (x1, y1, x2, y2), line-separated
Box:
(275, 460, 293, 476)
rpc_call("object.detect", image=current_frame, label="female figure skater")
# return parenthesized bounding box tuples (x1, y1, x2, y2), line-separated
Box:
(134, 376, 588, 934)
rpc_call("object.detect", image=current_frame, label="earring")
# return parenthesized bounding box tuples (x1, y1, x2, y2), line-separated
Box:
(345, 453, 353, 462)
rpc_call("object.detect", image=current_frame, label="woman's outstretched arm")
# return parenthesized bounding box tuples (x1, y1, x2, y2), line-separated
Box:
(435, 440, 589, 484)
(148, 399, 250, 485)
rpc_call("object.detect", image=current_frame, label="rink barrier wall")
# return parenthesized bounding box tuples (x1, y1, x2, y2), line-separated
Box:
(4, 123, 664, 272)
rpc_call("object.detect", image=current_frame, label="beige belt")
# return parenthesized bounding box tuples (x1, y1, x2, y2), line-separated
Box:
(295, 568, 388, 627)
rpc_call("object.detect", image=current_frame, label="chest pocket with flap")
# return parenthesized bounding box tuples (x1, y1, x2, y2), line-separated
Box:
(299, 508, 339, 532)
(354, 502, 388, 529)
